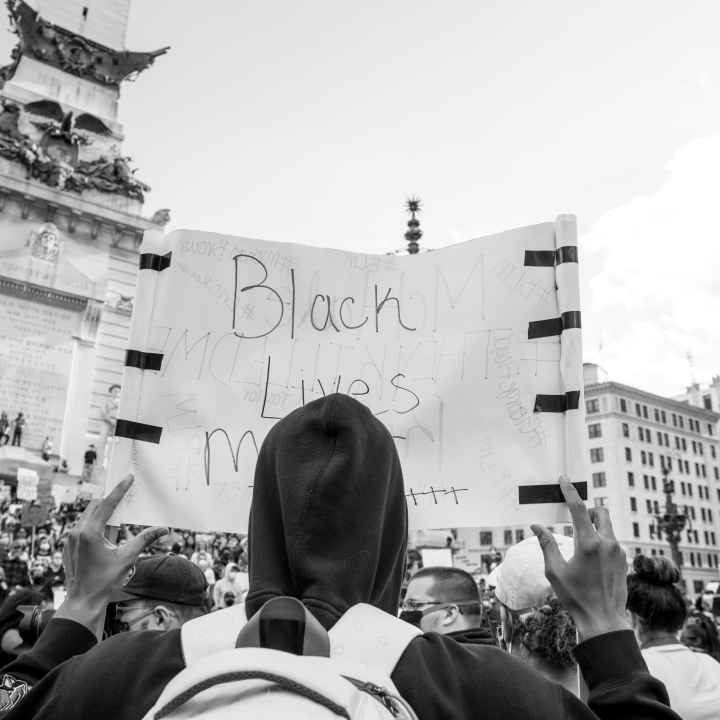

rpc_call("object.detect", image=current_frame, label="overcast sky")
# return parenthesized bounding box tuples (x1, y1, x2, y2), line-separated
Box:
(3, 1, 719, 398)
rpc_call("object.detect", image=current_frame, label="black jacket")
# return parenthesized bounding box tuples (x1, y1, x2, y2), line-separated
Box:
(1, 395, 681, 719)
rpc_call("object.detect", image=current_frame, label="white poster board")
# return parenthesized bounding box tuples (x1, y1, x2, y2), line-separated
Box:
(420, 548, 454, 568)
(16, 468, 39, 501)
(110, 217, 585, 531)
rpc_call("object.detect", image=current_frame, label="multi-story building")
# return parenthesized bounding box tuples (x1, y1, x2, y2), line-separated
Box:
(584, 363, 720, 595)
(679, 377, 720, 414)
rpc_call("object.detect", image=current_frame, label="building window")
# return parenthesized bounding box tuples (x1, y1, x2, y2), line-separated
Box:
(590, 448, 604, 463)
(515, 529, 524, 543)
(682, 438, 687, 451)
(678, 461, 684, 475)
(680, 481, 686, 495)
(619, 398, 627, 413)
(504, 529, 513, 546)
(688, 484, 693, 497)
(646, 499, 653, 514)
(592, 472, 607, 488)
(648, 453, 654, 467)
(651, 476, 657, 491)
(641, 450, 647, 465)
(630, 497, 637, 512)
(632, 522, 640, 538)
(689, 507, 696, 521)
(635, 403, 642, 417)
(479, 531, 493, 546)
(664, 433, 669, 446)
(679, 416, 684, 429)
(699, 442, 704, 456)
(627, 471, 635, 487)
(711, 446, 717, 459)
(622, 423, 629, 438)
(685, 460, 690, 474)
(637, 427, 644, 442)
(692, 440, 697, 454)
(675, 436, 681, 449)
(695, 463, 701, 477)
(701, 465, 707, 478)
(654, 500, 660, 514)
(654, 409, 660, 422)
(643, 405, 649, 419)
(586, 399, 599, 414)
(656, 431, 663, 445)
(588, 423, 602, 439)
(709, 424, 715, 436)
(625, 447, 632, 462)
(714, 467, 719, 480)
(643, 475, 649, 490)
(661, 411, 667, 424)
(689, 552, 695, 566)
(594, 497, 607, 507)
(672, 413, 677, 427)
(649, 524, 655, 539)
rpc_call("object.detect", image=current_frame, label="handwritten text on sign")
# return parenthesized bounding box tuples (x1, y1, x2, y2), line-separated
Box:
(110, 220, 582, 531)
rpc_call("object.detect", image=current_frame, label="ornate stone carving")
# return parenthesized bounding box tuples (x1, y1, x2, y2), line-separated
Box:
(151, 208, 171, 226)
(5, 1, 169, 88)
(105, 291, 133, 315)
(0, 102, 151, 201)
(28, 222, 62, 262)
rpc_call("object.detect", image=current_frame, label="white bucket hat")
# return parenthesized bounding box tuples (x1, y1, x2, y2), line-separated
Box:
(493, 533, 574, 612)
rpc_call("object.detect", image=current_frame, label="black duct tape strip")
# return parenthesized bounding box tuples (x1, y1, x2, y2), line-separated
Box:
(533, 390, 581, 413)
(139, 252, 172, 271)
(115, 419, 162, 444)
(125, 349, 164, 371)
(519, 481, 588, 504)
(528, 311, 581, 339)
(556, 246, 578, 264)
(524, 246, 578, 267)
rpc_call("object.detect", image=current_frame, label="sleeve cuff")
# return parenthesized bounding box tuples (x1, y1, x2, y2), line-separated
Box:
(573, 630, 647, 687)
(32, 618, 98, 664)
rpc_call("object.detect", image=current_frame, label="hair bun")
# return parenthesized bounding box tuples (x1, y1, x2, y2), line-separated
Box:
(632, 555, 680, 586)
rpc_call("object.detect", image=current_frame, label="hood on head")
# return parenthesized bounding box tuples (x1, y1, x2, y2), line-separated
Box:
(246, 393, 408, 630)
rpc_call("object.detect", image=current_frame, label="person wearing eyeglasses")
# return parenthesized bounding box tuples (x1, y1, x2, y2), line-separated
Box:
(400, 566, 495, 650)
(108, 554, 208, 634)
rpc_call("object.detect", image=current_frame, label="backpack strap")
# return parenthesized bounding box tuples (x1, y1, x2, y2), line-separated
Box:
(181, 603, 249, 665)
(329, 604, 422, 677)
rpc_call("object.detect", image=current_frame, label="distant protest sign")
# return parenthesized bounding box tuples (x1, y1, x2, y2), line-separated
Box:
(16, 468, 39, 501)
(110, 216, 585, 531)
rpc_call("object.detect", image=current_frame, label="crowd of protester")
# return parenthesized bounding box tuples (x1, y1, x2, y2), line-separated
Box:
(0, 394, 717, 717)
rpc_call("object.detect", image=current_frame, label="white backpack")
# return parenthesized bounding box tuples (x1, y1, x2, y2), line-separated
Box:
(142, 599, 422, 720)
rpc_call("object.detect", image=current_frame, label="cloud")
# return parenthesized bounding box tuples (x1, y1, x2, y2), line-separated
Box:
(580, 134, 720, 397)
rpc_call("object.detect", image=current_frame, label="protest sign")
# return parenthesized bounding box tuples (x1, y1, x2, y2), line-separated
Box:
(52, 483, 78, 506)
(16, 468, 39, 501)
(110, 216, 585, 531)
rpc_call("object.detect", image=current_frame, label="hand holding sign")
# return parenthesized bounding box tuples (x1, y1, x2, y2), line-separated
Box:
(531, 477, 630, 641)
(56, 475, 168, 638)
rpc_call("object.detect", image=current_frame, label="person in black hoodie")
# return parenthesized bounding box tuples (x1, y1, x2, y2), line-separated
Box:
(401, 566, 496, 650)
(0, 394, 681, 719)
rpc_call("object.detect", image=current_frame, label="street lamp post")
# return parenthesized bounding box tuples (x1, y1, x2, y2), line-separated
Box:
(655, 464, 687, 579)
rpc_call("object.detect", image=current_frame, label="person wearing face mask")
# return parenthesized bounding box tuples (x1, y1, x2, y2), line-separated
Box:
(28, 560, 48, 597)
(400, 566, 495, 652)
(211, 562, 248, 609)
(108, 554, 208, 634)
(1, 542, 29, 590)
(42, 552, 64, 591)
(35, 538, 52, 559)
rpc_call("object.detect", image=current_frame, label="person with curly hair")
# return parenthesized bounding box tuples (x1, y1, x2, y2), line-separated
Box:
(627, 554, 720, 719)
(492, 532, 579, 694)
(680, 611, 720, 662)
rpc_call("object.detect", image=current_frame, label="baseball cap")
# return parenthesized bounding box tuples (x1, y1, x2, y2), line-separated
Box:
(493, 533, 574, 612)
(110, 554, 208, 607)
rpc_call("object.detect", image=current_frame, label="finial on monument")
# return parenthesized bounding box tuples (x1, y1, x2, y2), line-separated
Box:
(405, 196, 422, 255)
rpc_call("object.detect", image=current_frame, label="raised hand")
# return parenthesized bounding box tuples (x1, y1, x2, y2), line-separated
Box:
(531, 476, 630, 641)
(56, 475, 168, 638)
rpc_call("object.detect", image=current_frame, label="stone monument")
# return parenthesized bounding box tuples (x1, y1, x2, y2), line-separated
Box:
(0, 0, 170, 483)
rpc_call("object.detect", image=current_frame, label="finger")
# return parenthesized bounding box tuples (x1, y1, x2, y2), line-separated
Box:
(123, 526, 169, 560)
(531, 525, 565, 580)
(93, 475, 134, 526)
(589, 506, 616, 541)
(559, 476, 594, 542)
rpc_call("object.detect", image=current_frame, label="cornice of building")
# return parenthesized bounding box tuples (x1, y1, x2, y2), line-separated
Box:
(585, 381, 720, 421)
